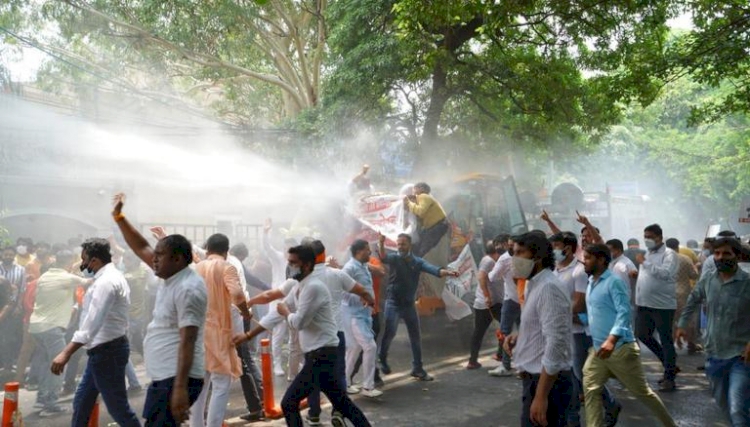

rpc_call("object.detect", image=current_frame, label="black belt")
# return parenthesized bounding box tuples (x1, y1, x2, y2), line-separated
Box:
(305, 346, 338, 358)
(518, 369, 572, 380)
(87, 335, 128, 355)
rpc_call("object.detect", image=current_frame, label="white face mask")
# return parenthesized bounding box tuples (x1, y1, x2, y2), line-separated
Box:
(512, 256, 535, 279)
(644, 238, 657, 250)
(16, 245, 28, 256)
(553, 249, 566, 263)
(287, 265, 301, 279)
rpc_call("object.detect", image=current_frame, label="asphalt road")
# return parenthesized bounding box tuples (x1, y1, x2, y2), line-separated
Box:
(5, 313, 730, 426)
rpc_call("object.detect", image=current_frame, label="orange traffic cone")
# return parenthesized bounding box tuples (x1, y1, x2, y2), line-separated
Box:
(2, 382, 20, 427)
(260, 338, 283, 419)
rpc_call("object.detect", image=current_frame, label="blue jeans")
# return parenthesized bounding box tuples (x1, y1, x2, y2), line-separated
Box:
(71, 336, 141, 427)
(308, 331, 346, 418)
(142, 376, 204, 427)
(282, 346, 371, 427)
(379, 300, 424, 373)
(706, 356, 750, 427)
(569, 333, 618, 426)
(500, 299, 521, 370)
(31, 328, 66, 409)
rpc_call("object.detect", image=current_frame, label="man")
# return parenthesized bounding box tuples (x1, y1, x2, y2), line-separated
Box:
(503, 231, 574, 427)
(109, 194, 208, 426)
(700, 230, 738, 280)
(0, 245, 26, 373)
(378, 233, 458, 381)
(488, 235, 520, 377)
(26, 242, 52, 281)
(624, 238, 646, 268)
(342, 240, 382, 397)
(634, 224, 679, 392)
(676, 237, 750, 427)
(404, 182, 449, 257)
(606, 239, 638, 303)
(30, 250, 87, 416)
(307, 240, 375, 424)
(50, 238, 141, 427)
(582, 244, 677, 427)
(190, 234, 252, 427)
(14, 238, 36, 268)
(350, 164, 373, 195)
(665, 238, 700, 354)
(277, 245, 372, 427)
(467, 241, 503, 370)
(549, 232, 618, 427)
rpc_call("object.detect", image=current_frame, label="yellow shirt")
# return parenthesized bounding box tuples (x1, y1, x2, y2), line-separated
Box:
(30, 268, 84, 333)
(679, 247, 698, 265)
(407, 193, 447, 229)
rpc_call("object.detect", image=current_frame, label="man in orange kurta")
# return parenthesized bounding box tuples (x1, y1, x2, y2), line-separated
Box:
(190, 234, 251, 427)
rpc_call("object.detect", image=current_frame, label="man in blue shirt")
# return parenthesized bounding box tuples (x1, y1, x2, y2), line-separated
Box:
(377, 233, 458, 381)
(582, 244, 676, 427)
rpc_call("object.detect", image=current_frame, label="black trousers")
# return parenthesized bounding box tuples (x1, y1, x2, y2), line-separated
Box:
(414, 220, 449, 257)
(281, 346, 371, 427)
(520, 370, 575, 427)
(635, 306, 677, 380)
(469, 303, 503, 362)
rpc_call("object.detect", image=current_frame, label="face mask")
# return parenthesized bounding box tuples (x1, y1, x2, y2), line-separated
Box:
(16, 245, 28, 256)
(644, 239, 657, 250)
(553, 249, 566, 263)
(80, 260, 96, 278)
(287, 265, 301, 279)
(702, 249, 711, 256)
(715, 259, 737, 273)
(512, 256, 535, 279)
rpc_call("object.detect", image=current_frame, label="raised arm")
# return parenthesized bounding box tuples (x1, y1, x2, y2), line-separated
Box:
(540, 209, 562, 235)
(112, 194, 154, 268)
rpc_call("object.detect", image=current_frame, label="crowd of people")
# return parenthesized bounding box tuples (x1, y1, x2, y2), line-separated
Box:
(0, 185, 749, 427)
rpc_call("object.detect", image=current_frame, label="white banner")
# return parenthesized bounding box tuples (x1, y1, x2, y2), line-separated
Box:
(442, 244, 477, 320)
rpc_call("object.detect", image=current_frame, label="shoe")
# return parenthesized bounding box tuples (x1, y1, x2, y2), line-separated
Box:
(127, 385, 143, 395)
(361, 388, 383, 398)
(697, 364, 706, 371)
(687, 344, 704, 355)
(274, 367, 285, 376)
(240, 411, 264, 422)
(658, 379, 676, 392)
(488, 366, 513, 377)
(39, 406, 70, 417)
(410, 371, 434, 381)
(33, 402, 45, 410)
(330, 411, 346, 427)
(605, 402, 622, 427)
(346, 385, 361, 394)
(374, 377, 385, 388)
(378, 360, 392, 375)
(26, 383, 38, 391)
(466, 361, 482, 370)
(305, 413, 322, 426)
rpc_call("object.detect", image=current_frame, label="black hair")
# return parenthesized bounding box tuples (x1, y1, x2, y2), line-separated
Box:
(397, 233, 412, 243)
(717, 230, 737, 238)
(686, 239, 699, 249)
(1, 246, 16, 255)
(81, 238, 112, 264)
(550, 231, 578, 253)
(288, 245, 316, 266)
(414, 182, 431, 194)
(713, 237, 742, 255)
(585, 244, 612, 266)
(161, 234, 193, 266)
(644, 224, 663, 237)
(310, 240, 326, 257)
(229, 243, 249, 259)
(350, 239, 369, 257)
(580, 226, 601, 234)
(606, 239, 624, 253)
(627, 238, 639, 246)
(54, 250, 76, 268)
(515, 232, 554, 270)
(205, 233, 230, 254)
(493, 234, 511, 246)
(665, 238, 679, 251)
(485, 241, 497, 255)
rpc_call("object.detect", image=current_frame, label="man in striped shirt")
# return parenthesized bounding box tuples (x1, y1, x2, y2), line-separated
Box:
(0, 246, 27, 372)
(504, 232, 574, 427)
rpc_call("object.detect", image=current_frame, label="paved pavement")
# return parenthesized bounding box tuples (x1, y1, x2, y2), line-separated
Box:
(2, 314, 730, 426)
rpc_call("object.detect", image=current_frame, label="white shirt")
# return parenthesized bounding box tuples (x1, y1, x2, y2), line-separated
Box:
(514, 269, 572, 375)
(312, 264, 356, 330)
(287, 273, 339, 353)
(609, 254, 637, 300)
(262, 234, 288, 288)
(635, 244, 678, 309)
(488, 251, 518, 303)
(227, 255, 249, 297)
(257, 279, 300, 331)
(553, 260, 588, 334)
(72, 263, 130, 349)
(474, 255, 502, 309)
(143, 266, 208, 381)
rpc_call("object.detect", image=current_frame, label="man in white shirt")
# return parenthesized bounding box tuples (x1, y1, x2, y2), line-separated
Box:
(277, 245, 372, 427)
(504, 231, 574, 427)
(109, 194, 208, 426)
(488, 235, 520, 377)
(606, 239, 638, 306)
(634, 224, 679, 392)
(50, 238, 141, 427)
(467, 241, 503, 370)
